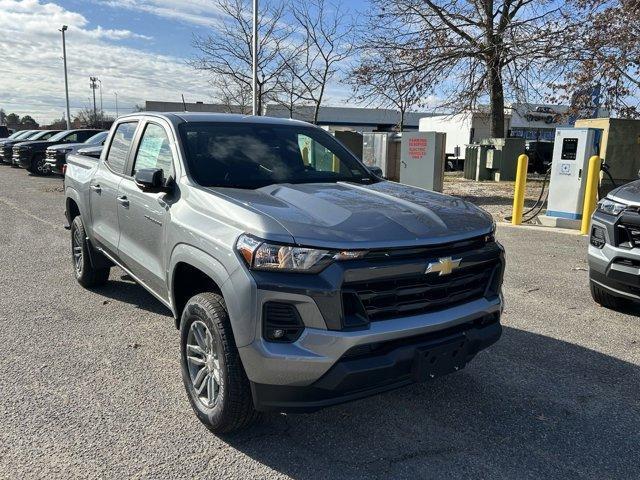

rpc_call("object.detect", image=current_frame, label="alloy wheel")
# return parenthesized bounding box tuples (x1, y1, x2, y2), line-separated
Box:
(186, 320, 221, 408)
(72, 227, 83, 274)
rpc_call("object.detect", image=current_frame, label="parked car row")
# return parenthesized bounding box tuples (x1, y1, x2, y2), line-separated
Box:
(0, 128, 106, 175)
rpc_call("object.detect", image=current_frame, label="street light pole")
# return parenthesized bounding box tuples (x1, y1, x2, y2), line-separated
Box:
(115, 92, 119, 118)
(252, 0, 258, 116)
(60, 25, 71, 129)
(98, 79, 103, 116)
(89, 76, 98, 126)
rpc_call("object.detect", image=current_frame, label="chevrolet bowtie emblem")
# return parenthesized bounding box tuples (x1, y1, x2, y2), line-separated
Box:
(425, 257, 462, 276)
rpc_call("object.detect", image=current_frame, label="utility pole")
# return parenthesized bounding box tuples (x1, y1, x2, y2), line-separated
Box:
(252, 0, 258, 116)
(98, 79, 103, 118)
(114, 92, 119, 118)
(89, 76, 98, 126)
(60, 25, 71, 130)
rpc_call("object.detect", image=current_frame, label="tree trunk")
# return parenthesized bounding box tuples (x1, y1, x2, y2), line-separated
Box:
(399, 108, 405, 132)
(487, 57, 505, 138)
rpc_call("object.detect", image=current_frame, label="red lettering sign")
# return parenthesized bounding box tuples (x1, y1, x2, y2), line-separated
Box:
(408, 137, 427, 159)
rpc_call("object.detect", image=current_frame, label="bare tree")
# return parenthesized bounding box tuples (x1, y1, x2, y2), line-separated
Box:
(190, 0, 292, 114)
(350, 50, 425, 131)
(281, 0, 356, 124)
(272, 59, 309, 118)
(551, 0, 640, 118)
(360, 1, 574, 138)
(213, 76, 253, 114)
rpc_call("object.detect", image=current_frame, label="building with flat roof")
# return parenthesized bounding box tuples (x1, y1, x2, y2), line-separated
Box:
(144, 101, 435, 131)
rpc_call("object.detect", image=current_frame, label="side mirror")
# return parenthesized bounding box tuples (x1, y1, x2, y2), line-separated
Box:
(367, 165, 384, 177)
(134, 168, 170, 193)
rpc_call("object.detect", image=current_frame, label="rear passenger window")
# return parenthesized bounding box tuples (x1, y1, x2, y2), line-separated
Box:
(106, 122, 138, 174)
(133, 123, 174, 179)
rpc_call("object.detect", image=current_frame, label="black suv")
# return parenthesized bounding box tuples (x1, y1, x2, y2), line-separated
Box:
(13, 129, 101, 175)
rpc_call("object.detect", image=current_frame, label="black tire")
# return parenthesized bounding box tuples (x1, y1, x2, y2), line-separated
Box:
(180, 292, 259, 434)
(590, 280, 628, 310)
(29, 154, 50, 175)
(70, 216, 110, 288)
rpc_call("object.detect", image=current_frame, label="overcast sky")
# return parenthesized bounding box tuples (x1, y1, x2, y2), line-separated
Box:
(0, 0, 368, 124)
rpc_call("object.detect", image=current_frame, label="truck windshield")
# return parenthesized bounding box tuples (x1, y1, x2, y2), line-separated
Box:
(178, 122, 374, 189)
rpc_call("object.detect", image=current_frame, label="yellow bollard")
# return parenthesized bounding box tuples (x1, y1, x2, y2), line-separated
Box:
(581, 155, 602, 235)
(511, 154, 529, 225)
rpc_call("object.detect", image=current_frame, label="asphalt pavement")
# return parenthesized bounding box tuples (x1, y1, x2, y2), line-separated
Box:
(0, 165, 638, 479)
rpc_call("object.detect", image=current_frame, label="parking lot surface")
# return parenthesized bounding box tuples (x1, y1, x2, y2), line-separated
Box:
(0, 166, 638, 479)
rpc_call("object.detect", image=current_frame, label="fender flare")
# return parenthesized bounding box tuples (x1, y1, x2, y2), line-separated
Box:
(168, 244, 256, 347)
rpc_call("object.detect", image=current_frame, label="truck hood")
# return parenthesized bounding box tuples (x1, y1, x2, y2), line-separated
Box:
(15, 140, 56, 150)
(608, 179, 640, 205)
(48, 142, 84, 151)
(212, 181, 494, 249)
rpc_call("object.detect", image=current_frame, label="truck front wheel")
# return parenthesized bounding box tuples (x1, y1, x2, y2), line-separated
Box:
(180, 292, 259, 434)
(589, 280, 629, 310)
(70, 216, 110, 288)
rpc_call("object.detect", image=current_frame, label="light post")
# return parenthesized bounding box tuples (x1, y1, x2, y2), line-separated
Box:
(89, 76, 98, 126)
(114, 92, 119, 118)
(98, 79, 103, 118)
(252, 0, 258, 115)
(59, 25, 71, 129)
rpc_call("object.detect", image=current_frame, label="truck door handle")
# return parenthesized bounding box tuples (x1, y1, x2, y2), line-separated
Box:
(116, 195, 129, 208)
(90, 184, 101, 193)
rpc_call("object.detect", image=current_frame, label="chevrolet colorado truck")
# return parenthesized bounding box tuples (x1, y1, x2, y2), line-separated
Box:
(589, 180, 640, 309)
(64, 112, 504, 433)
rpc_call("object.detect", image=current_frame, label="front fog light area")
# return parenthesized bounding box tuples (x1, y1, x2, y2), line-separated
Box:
(590, 226, 606, 248)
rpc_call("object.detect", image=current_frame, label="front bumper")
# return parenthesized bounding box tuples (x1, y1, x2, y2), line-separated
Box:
(233, 237, 505, 410)
(0, 147, 12, 164)
(45, 152, 65, 175)
(248, 304, 502, 412)
(14, 151, 31, 168)
(589, 210, 640, 301)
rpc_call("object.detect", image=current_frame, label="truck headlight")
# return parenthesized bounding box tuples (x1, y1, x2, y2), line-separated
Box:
(597, 198, 626, 216)
(236, 234, 366, 273)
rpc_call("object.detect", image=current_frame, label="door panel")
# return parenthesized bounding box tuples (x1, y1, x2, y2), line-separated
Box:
(117, 177, 170, 296)
(89, 162, 122, 256)
(116, 122, 176, 298)
(90, 121, 139, 257)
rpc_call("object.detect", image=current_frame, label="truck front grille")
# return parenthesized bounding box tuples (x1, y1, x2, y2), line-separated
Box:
(342, 251, 502, 322)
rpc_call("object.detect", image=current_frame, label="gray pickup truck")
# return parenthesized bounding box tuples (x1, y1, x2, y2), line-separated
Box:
(64, 112, 504, 433)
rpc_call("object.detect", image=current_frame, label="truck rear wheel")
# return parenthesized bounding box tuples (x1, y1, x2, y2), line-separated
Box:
(70, 216, 110, 288)
(179, 292, 259, 434)
(590, 280, 629, 310)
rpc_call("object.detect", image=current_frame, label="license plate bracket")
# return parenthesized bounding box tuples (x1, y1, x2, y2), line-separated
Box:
(412, 336, 469, 382)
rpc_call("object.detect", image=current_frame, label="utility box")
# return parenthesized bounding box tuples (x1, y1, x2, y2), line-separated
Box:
(399, 132, 446, 192)
(362, 132, 401, 181)
(334, 131, 363, 160)
(482, 137, 525, 181)
(463, 138, 524, 181)
(542, 127, 602, 227)
(575, 118, 640, 194)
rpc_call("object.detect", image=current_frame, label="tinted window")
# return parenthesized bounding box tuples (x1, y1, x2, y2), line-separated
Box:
(85, 131, 108, 145)
(106, 122, 138, 173)
(77, 131, 97, 142)
(178, 122, 373, 189)
(31, 131, 57, 140)
(7, 131, 25, 140)
(49, 131, 71, 142)
(133, 123, 174, 178)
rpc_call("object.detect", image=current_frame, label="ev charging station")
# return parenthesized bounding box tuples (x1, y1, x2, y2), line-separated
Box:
(541, 127, 602, 227)
(399, 132, 446, 192)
